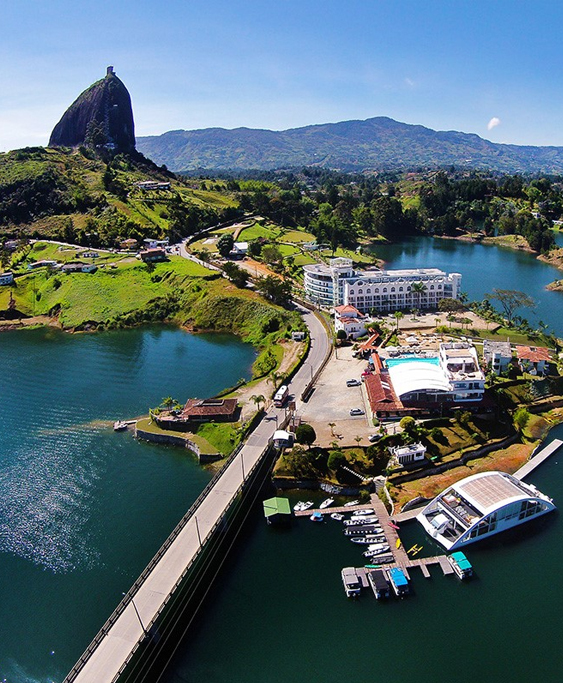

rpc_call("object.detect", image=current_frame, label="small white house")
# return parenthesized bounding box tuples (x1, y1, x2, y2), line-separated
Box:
(334, 304, 367, 340)
(483, 339, 512, 375)
(0, 271, 14, 286)
(231, 241, 248, 256)
(390, 442, 426, 466)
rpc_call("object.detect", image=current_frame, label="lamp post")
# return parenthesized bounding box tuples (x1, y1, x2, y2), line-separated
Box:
(123, 593, 148, 636)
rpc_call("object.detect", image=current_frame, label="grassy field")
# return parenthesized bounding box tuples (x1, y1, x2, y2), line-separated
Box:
(135, 417, 218, 456)
(281, 229, 316, 243)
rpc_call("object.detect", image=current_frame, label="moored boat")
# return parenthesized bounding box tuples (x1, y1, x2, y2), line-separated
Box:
(330, 512, 345, 521)
(351, 534, 387, 544)
(353, 508, 374, 516)
(319, 498, 335, 509)
(344, 516, 379, 526)
(310, 511, 324, 522)
(293, 501, 314, 512)
(447, 551, 473, 579)
(344, 500, 360, 507)
(368, 569, 391, 599)
(113, 420, 128, 431)
(387, 567, 409, 597)
(341, 567, 362, 597)
(344, 524, 383, 536)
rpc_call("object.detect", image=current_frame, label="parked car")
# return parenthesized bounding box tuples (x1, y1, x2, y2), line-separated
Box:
(368, 433, 382, 442)
(349, 408, 365, 416)
(346, 379, 361, 387)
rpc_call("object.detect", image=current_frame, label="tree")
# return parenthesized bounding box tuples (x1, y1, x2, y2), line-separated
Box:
(328, 449, 347, 471)
(250, 394, 265, 411)
(411, 282, 427, 311)
(222, 262, 249, 288)
(217, 233, 234, 257)
(256, 275, 292, 306)
(393, 310, 404, 332)
(336, 329, 347, 342)
(399, 416, 416, 433)
(438, 297, 465, 313)
(268, 371, 284, 389)
(487, 288, 535, 325)
(514, 407, 531, 432)
(296, 423, 316, 449)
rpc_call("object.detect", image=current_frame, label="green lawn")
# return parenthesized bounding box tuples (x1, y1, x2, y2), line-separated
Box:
(237, 223, 282, 241)
(281, 229, 316, 243)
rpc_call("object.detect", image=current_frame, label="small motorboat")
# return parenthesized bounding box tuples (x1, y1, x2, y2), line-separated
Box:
(330, 512, 345, 521)
(345, 516, 379, 526)
(344, 524, 383, 536)
(343, 500, 360, 507)
(319, 498, 335, 509)
(341, 567, 362, 598)
(310, 511, 324, 522)
(351, 535, 387, 544)
(448, 551, 473, 580)
(363, 545, 390, 557)
(113, 421, 128, 431)
(353, 508, 374, 516)
(293, 501, 314, 512)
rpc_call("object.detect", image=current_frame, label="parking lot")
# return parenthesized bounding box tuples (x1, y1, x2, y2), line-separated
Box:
(300, 345, 379, 447)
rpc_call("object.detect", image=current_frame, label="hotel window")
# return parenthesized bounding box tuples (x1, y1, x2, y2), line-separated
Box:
(399, 287, 403, 292)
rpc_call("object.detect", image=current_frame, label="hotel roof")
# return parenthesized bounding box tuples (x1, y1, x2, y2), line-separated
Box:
(387, 361, 450, 399)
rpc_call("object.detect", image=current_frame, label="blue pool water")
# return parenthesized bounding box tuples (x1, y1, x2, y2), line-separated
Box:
(386, 355, 439, 368)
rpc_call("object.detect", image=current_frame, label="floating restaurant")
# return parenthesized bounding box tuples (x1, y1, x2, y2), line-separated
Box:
(416, 470, 556, 550)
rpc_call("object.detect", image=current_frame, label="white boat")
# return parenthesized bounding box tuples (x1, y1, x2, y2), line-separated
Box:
(345, 516, 379, 526)
(343, 500, 360, 507)
(113, 421, 128, 431)
(353, 508, 374, 516)
(330, 512, 344, 521)
(363, 545, 390, 557)
(293, 501, 314, 512)
(319, 498, 335, 509)
(447, 551, 473, 579)
(351, 535, 387, 544)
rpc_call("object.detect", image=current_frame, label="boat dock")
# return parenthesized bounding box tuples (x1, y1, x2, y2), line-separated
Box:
(365, 494, 454, 578)
(513, 438, 563, 481)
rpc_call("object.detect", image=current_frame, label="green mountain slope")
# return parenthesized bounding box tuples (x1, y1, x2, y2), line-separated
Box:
(0, 147, 239, 244)
(136, 116, 563, 173)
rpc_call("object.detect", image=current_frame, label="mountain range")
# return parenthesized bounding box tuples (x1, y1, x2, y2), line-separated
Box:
(136, 116, 563, 174)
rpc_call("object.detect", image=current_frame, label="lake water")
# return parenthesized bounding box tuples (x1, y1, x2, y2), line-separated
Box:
(0, 326, 255, 683)
(373, 236, 563, 335)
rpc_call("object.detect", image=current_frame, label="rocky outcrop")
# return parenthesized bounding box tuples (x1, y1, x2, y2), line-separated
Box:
(49, 67, 135, 153)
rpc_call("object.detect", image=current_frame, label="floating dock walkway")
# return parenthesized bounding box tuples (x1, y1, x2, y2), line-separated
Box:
(513, 438, 563, 481)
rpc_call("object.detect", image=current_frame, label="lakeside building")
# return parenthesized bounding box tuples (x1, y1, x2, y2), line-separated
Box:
(483, 339, 512, 375)
(303, 258, 461, 313)
(140, 248, 167, 262)
(416, 470, 556, 550)
(334, 304, 367, 339)
(0, 271, 14, 286)
(390, 442, 427, 466)
(516, 345, 551, 376)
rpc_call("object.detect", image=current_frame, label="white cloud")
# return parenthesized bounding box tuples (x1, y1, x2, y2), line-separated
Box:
(404, 77, 415, 87)
(487, 116, 501, 131)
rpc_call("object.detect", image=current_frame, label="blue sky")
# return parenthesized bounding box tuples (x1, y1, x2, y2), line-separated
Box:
(1, 0, 563, 152)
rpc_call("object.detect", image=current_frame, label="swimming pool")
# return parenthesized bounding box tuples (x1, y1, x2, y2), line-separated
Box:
(385, 355, 439, 368)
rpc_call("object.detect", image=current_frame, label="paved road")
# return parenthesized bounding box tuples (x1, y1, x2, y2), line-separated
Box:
(65, 301, 330, 683)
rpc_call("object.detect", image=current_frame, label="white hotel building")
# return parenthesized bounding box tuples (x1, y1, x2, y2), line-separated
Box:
(303, 258, 462, 313)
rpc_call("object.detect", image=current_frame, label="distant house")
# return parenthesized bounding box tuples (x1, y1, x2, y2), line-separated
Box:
(390, 442, 426, 466)
(120, 238, 139, 250)
(140, 248, 167, 262)
(230, 242, 249, 258)
(143, 238, 169, 250)
(0, 271, 14, 286)
(334, 304, 367, 340)
(181, 398, 239, 423)
(81, 251, 99, 259)
(136, 181, 171, 191)
(27, 260, 58, 270)
(291, 331, 306, 341)
(3, 240, 19, 252)
(61, 261, 86, 273)
(483, 340, 512, 375)
(517, 346, 551, 376)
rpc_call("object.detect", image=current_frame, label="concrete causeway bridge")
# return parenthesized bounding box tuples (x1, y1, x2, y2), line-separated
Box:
(63, 304, 329, 683)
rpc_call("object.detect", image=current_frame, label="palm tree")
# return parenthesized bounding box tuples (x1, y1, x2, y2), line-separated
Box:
(250, 394, 266, 411)
(411, 282, 427, 312)
(161, 396, 176, 411)
(354, 435, 362, 447)
(393, 311, 404, 333)
(268, 371, 284, 390)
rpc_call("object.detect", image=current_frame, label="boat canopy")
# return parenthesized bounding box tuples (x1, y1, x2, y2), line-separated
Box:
(451, 551, 472, 570)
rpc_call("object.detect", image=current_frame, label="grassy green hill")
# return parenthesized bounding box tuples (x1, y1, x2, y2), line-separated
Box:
(0, 146, 240, 245)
